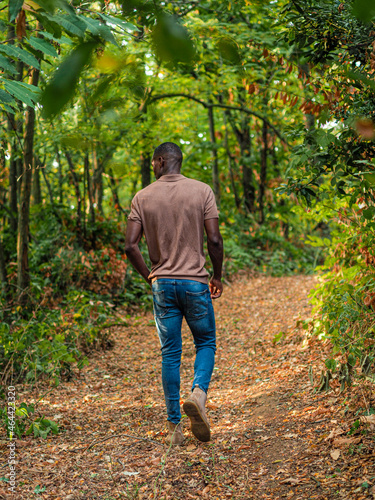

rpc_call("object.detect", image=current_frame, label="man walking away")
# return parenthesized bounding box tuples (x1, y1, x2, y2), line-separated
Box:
(125, 142, 223, 445)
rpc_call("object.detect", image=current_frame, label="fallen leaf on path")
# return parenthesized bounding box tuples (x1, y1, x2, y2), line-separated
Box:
(326, 428, 345, 440)
(360, 415, 375, 425)
(330, 449, 340, 460)
(280, 477, 301, 485)
(332, 436, 361, 448)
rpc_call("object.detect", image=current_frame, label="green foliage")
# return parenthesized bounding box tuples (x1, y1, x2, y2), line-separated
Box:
(308, 207, 375, 390)
(0, 400, 59, 440)
(26, 417, 59, 439)
(280, 0, 375, 390)
(0, 402, 35, 439)
(221, 213, 322, 277)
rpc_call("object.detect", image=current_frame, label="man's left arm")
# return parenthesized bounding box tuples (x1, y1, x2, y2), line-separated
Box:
(125, 221, 152, 286)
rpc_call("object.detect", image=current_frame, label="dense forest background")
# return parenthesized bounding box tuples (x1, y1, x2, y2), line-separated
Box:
(1, 0, 375, 404)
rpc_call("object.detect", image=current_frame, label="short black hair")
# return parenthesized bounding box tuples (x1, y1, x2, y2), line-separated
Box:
(153, 142, 183, 164)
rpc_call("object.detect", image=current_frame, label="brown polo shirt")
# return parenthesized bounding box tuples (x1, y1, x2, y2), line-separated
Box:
(128, 174, 219, 284)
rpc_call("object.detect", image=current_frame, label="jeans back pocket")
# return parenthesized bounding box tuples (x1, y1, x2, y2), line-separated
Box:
(186, 289, 209, 320)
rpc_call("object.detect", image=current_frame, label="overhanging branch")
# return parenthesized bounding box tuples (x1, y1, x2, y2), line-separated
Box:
(150, 93, 290, 147)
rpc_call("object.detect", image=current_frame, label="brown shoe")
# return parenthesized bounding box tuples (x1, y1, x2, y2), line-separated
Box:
(165, 421, 184, 446)
(183, 387, 211, 442)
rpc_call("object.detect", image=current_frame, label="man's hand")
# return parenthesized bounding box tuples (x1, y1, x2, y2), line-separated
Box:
(209, 277, 223, 299)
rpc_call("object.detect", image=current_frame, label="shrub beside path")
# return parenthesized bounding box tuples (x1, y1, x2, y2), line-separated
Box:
(5, 274, 375, 500)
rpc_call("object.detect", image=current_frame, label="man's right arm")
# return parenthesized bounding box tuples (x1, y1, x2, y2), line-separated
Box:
(204, 218, 223, 299)
(125, 220, 152, 286)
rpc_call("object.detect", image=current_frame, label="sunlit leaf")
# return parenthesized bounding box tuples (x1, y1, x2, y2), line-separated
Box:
(96, 51, 122, 73)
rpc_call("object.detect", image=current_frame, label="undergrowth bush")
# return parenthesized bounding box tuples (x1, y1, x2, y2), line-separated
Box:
(220, 212, 323, 277)
(306, 206, 375, 392)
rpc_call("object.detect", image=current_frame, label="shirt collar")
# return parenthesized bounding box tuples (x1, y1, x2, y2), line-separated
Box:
(157, 174, 186, 182)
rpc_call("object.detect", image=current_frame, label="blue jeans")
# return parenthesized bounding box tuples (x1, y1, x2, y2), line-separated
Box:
(152, 279, 216, 424)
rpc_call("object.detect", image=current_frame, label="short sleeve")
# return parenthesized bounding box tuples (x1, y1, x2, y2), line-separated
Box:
(128, 195, 143, 225)
(204, 187, 219, 220)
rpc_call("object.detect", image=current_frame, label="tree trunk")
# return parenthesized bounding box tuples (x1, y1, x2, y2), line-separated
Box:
(85, 154, 95, 224)
(258, 121, 268, 225)
(8, 117, 18, 236)
(6, 23, 23, 238)
(223, 115, 240, 209)
(226, 109, 255, 213)
(92, 148, 104, 215)
(140, 152, 151, 188)
(65, 151, 83, 247)
(31, 162, 41, 205)
(56, 148, 64, 204)
(107, 167, 125, 215)
(85, 153, 96, 248)
(207, 105, 220, 206)
(0, 237, 8, 294)
(17, 67, 39, 303)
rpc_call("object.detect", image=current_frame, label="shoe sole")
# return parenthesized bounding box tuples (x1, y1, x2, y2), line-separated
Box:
(183, 400, 211, 442)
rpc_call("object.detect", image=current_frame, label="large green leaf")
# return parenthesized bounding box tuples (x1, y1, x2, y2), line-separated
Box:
(151, 14, 196, 65)
(40, 31, 73, 45)
(0, 55, 18, 76)
(0, 44, 40, 69)
(40, 41, 99, 118)
(352, 0, 375, 22)
(43, 13, 86, 39)
(27, 36, 58, 58)
(0, 88, 15, 105)
(82, 17, 118, 45)
(9, 0, 24, 22)
(58, 15, 87, 39)
(3, 79, 40, 107)
(30, 0, 74, 15)
(215, 37, 241, 64)
(99, 13, 139, 33)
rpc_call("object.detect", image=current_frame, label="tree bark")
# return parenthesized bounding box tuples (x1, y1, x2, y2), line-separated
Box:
(31, 161, 41, 205)
(259, 121, 268, 225)
(17, 67, 39, 303)
(92, 148, 104, 215)
(56, 148, 64, 204)
(207, 105, 220, 206)
(226, 110, 255, 213)
(107, 167, 125, 214)
(223, 116, 240, 209)
(0, 237, 8, 294)
(140, 152, 151, 188)
(85, 153, 96, 248)
(65, 151, 83, 247)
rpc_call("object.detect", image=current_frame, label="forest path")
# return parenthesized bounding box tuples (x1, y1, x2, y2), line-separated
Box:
(11, 274, 374, 500)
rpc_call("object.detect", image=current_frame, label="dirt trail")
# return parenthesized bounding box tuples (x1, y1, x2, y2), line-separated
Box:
(3, 274, 375, 500)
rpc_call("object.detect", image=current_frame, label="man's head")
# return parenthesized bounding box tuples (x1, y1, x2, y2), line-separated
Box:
(152, 142, 183, 179)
